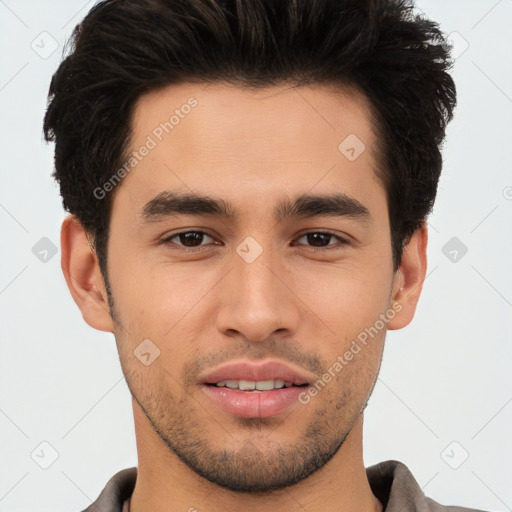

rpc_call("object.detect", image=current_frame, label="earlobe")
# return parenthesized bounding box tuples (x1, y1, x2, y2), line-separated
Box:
(387, 223, 428, 330)
(60, 215, 114, 333)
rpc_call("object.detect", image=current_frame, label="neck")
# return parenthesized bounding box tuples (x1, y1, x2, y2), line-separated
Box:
(129, 400, 381, 512)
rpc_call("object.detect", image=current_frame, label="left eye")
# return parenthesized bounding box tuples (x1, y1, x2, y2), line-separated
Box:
(293, 231, 348, 249)
(162, 230, 348, 251)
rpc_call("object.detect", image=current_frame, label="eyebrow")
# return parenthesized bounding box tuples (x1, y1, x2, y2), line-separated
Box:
(140, 191, 371, 223)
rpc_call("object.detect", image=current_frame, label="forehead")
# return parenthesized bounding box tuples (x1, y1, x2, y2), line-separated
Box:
(130, 81, 378, 156)
(117, 81, 384, 218)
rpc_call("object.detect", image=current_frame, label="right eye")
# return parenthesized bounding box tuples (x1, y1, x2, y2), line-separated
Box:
(161, 230, 218, 251)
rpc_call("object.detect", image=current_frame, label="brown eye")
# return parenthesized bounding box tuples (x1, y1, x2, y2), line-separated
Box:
(292, 231, 350, 250)
(162, 231, 215, 249)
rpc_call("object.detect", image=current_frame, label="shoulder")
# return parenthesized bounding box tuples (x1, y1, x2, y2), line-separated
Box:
(81, 467, 137, 512)
(425, 498, 489, 512)
(366, 460, 489, 512)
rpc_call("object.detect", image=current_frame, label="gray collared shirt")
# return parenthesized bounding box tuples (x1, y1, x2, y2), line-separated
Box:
(81, 460, 487, 511)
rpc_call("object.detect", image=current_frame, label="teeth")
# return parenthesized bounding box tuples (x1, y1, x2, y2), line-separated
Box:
(239, 380, 256, 390)
(215, 379, 294, 390)
(256, 380, 275, 390)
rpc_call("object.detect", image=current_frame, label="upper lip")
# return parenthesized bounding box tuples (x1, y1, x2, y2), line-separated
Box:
(198, 360, 315, 386)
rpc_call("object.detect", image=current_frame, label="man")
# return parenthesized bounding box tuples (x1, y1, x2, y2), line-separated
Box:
(43, 0, 483, 510)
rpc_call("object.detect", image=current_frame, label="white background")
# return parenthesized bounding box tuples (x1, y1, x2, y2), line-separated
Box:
(0, 1, 511, 510)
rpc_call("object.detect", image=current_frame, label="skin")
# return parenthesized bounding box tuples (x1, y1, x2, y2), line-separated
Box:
(61, 81, 427, 512)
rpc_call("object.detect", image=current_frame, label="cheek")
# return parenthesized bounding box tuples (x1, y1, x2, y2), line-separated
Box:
(299, 332, 384, 418)
(109, 253, 202, 333)
(109, 259, 212, 376)
(290, 260, 393, 330)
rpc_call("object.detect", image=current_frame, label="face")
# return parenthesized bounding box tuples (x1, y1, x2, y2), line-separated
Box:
(101, 82, 403, 491)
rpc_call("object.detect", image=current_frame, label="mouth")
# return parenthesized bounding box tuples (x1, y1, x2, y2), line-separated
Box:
(198, 360, 314, 418)
(205, 379, 309, 392)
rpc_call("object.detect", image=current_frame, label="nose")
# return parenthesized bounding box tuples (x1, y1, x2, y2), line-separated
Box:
(215, 246, 301, 344)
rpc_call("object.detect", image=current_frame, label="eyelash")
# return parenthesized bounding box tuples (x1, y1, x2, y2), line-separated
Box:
(160, 230, 351, 253)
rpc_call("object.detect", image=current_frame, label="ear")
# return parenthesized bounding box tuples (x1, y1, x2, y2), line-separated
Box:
(60, 215, 114, 332)
(387, 223, 428, 330)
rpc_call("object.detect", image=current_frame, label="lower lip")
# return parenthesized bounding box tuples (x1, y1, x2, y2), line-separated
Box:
(201, 384, 306, 418)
